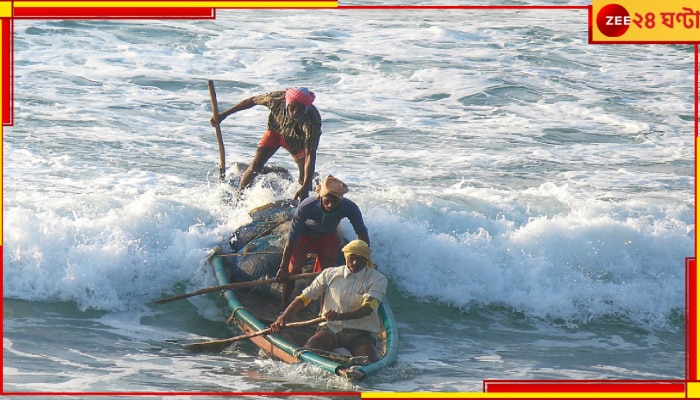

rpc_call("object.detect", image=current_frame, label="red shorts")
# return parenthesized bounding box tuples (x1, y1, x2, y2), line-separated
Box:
(288, 233, 340, 274)
(259, 130, 306, 162)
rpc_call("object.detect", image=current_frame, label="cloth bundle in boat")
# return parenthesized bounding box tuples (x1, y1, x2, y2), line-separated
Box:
(229, 199, 296, 252)
(230, 199, 317, 300)
(230, 220, 283, 252)
(248, 199, 296, 222)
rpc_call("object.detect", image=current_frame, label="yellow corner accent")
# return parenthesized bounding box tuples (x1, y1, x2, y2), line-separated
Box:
(689, 382, 700, 398)
(0, 2, 12, 17)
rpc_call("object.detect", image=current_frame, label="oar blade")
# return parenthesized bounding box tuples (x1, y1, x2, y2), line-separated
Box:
(185, 340, 236, 353)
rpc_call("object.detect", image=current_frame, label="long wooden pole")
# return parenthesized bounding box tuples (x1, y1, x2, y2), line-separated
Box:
(185, 317, 326, 352)
(152, 272, 320, 304)
(208, 80, 226, 182)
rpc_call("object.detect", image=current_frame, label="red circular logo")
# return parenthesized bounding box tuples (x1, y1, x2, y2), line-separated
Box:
(596, 4, 630, 37)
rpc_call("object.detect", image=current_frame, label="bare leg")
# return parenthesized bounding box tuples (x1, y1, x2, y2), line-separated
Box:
(305, 330, 336, 352)
(238, 146, 278, 195)
(352, 342, 380, 363)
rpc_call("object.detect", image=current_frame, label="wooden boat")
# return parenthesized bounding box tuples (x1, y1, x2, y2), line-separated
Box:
(207, 199, 399, 381)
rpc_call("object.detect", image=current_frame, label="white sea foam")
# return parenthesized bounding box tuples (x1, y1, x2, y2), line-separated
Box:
(4, 9, 693, 333)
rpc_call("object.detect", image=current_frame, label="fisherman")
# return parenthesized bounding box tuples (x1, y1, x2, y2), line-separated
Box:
(275, 175, 370, 309)
(270, 240, 386, 363)
(211, 87, 321, 201)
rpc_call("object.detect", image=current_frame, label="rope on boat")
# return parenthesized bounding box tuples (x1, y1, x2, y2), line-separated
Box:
(216, 286, 245, 327)
(226, 306, 246, 326)
(218, 291, 241, 326)
(219, 291, 227, 320)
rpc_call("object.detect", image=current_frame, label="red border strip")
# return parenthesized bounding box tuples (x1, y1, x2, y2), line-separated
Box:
(693, 44, 700, 138)
(2, 18, 12, 126)
(338, 5, 588, 9)
(13, 7, 215, 19)
(688, 258, 697, 381)
(484, 381, 686, 393)
(1, 391, 361, 397)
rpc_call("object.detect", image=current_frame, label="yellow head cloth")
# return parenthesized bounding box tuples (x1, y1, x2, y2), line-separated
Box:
(342, 239, 374, 269)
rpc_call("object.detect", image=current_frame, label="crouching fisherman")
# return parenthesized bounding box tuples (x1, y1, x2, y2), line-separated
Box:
(270, 240, 387, 363)
(275, 175, 370, 309)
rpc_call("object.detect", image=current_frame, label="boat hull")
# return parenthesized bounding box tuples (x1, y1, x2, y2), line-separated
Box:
(208, 202, 399, 380)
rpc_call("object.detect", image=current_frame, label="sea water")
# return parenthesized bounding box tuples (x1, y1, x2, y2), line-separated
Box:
(2, 3, 692, 395)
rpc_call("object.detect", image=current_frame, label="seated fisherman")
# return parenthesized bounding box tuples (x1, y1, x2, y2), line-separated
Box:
(270, 240, 387, 362)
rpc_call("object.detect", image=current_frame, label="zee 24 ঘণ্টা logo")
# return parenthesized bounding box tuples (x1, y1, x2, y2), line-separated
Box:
(595, 2, 700, 41)
(596, 3, 631, 37)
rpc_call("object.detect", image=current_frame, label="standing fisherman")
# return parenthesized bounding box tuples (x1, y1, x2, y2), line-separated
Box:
(212, 87, 321, 201)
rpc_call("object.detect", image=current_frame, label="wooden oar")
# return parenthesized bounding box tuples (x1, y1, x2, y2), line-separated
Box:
(185, 316, 325, 352)
(152, 272, 320, 304)
(208, 80, 226, 182)
(220, 251, 282, 257)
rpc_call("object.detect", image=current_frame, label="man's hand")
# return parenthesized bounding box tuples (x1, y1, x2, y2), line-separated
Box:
(324, 310, 342, 321)
(293, 180, 313, 201)
(293, 187, 309, 202)
(270, 316, 286, 333)
(210, 115, 221, 127)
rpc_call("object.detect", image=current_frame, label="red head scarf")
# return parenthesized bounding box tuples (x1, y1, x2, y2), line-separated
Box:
(285, 87, 315, 108)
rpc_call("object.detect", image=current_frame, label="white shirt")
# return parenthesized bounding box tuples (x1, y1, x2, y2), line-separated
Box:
(301, 264, 387, 334)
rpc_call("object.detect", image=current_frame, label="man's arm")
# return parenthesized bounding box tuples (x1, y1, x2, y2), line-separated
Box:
(211, 96, 256, 126)
(276, 238, 297, 282)
(294, 150, 316, 201)
(324, 304, 374, 321)
(347, 201, 370, 247)
(270, 297, 306, 332)
(358, 232, 370, 248)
